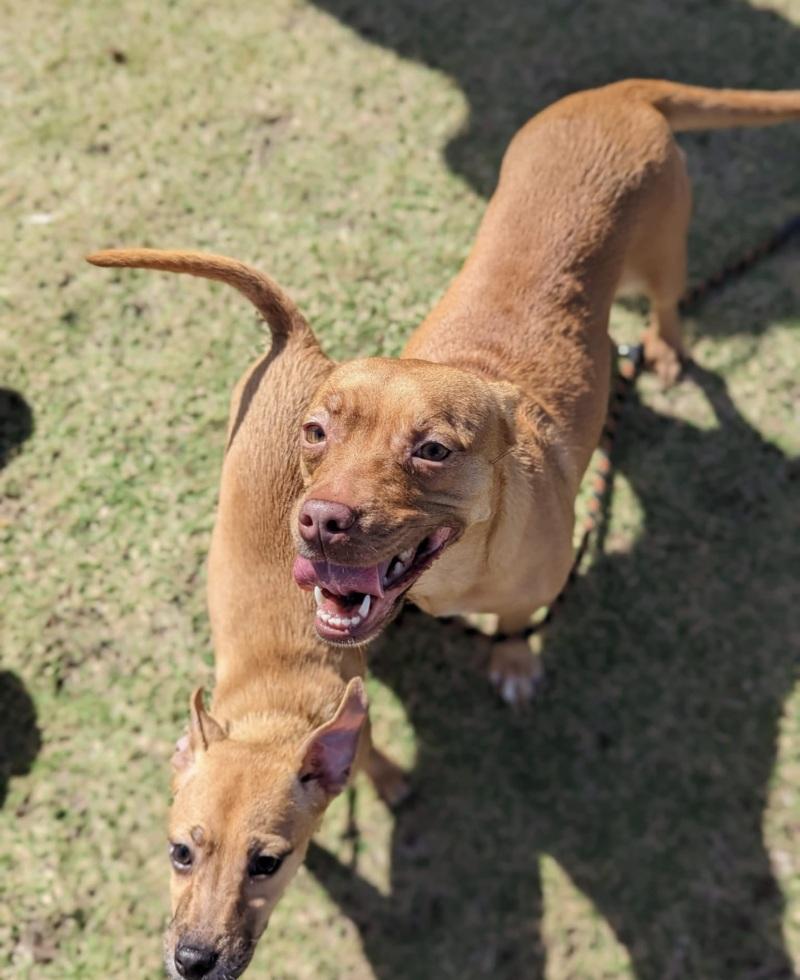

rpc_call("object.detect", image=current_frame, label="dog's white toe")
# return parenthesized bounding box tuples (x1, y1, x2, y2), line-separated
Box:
(488, 637, 544, 707)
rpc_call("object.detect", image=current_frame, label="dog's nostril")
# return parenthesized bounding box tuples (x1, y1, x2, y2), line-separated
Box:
(174, 944, 219, 979)
(299, 500, 356, 542)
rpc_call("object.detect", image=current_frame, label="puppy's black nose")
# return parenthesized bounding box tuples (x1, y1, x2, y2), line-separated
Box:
(298, 499, 357, 547)
(174, 944, 218, 979)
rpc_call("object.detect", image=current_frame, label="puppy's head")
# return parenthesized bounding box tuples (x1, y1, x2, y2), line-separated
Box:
(164, 680, 367, 980)
(292, 357, 517, 644)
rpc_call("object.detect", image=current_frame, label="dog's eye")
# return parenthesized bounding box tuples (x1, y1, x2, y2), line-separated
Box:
(248, 854, 283, 878)
(170, 842, 193, 872)
(414, 441, 451, 462)
(303, 423, 326, 445)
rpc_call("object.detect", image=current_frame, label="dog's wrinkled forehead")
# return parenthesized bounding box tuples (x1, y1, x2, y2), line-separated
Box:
(172, 741, 298, 840)
(312, 357, 496, 440)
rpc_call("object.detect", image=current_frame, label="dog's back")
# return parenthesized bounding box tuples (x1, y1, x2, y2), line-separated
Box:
(208, 330, 366, 703)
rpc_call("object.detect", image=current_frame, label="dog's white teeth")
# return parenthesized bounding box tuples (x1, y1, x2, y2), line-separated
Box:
(358, 594, 371, 618)
(317, 605, 361, 630)
(386, 554, 412, 584)
(314, 586, 323, 608)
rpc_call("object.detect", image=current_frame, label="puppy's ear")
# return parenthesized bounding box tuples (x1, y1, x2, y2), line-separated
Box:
(189, 687, 227, 751)
(172, 687, 227, 776)
(298, 678, 368, 796)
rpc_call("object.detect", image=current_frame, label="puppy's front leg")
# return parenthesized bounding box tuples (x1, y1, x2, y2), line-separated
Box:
(488, 613, 545, 708)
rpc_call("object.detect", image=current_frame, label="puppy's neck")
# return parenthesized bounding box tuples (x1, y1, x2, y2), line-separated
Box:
(226, 705, 314, 748)
(212, 646, 363, 745)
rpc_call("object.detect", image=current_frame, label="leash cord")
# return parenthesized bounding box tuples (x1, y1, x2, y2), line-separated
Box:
(406, 215, 800, 643)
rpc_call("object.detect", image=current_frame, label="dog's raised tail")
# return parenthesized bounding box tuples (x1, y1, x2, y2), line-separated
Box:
(616, 79, 800, 132)
(86, 248, 316, 344)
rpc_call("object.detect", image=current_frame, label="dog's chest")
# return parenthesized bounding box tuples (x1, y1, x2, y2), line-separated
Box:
(408, 541, 545, 617)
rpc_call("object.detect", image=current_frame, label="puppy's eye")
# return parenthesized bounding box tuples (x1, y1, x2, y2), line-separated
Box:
(248, 854, 283, 878)
(170, 842, 193, 872)
(303, 423, 326, 445)
(414, 441, 451, 462)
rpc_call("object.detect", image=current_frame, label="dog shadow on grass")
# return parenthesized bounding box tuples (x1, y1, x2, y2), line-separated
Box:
(308, 361, 799, 979)
(0, 387, 33, 472)
(0, 388, 40, 809)
(0, 672, 41, 810)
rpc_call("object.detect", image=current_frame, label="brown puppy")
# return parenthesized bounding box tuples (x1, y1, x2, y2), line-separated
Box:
(290, 80, 800, 703)
(88, 250, 405, 980)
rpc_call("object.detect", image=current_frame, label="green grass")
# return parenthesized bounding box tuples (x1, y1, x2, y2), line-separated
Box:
(1, 0, 799, 977)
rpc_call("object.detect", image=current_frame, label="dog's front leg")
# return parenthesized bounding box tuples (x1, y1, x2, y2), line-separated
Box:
(488, 612, 545, 708)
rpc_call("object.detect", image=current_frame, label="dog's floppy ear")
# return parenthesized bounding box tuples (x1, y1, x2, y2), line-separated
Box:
(172, 687, 227, 775)
(298, 678, 368, 796)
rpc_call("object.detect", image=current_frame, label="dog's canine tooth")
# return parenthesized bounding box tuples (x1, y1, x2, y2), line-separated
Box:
(399, 547, 414, 563)
(314, 586, 323, 608)
(358, 594, 371, 618)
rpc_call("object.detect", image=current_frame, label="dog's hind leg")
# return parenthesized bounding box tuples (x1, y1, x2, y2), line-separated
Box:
(624, 139, 692, 386)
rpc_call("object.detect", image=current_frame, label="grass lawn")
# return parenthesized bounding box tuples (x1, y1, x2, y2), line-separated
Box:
(2, 0, 799, 977)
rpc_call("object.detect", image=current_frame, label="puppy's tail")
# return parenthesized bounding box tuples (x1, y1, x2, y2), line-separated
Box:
(86, 248, 316, 345)
(613, 78, 800, 132)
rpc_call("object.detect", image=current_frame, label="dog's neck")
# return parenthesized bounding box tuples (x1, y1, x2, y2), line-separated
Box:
(225, 703, 316, 747)
(211, 644, 362, 744)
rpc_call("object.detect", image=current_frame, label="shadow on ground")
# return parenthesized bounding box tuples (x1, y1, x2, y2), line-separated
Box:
(309, 360, 799, 979)
(312, 0, 800, 336)
(0, 388, 33, 472)
(0, 388, 39, 808)
(0, 672, 41, 810)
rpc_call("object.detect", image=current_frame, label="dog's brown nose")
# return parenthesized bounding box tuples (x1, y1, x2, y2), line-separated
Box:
(298, 498, 357, 547)
(174, 943, 218, 979)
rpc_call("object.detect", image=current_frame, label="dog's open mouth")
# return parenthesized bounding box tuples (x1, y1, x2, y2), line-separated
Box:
(293, 527, 455, 643)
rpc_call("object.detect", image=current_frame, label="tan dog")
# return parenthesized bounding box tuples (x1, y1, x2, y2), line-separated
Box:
(289, 80, 800, 704)
(88, 250, 405, 980)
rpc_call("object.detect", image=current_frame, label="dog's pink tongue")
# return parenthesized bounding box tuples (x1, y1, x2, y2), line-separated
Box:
(293, 556, 386, 597)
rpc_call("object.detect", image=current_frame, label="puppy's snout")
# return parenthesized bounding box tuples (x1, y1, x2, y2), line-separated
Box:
(174, 943, 219, 979)
(298, 499, 356, 547)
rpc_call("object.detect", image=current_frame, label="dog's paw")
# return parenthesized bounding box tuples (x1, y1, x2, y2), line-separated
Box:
(488, 637, 544, 707)
(642, 332, 685, 388)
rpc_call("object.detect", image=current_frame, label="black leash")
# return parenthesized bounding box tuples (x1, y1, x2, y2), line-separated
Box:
(679, 215, 800, 313)
(404, 215, 800, 643)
